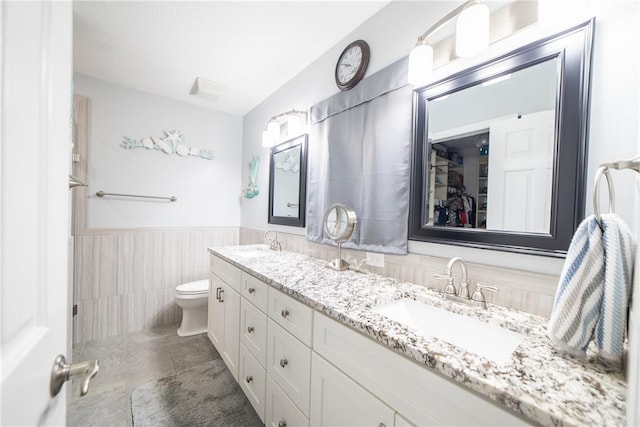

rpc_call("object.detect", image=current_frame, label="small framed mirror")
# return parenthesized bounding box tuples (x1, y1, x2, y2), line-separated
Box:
(268, 134, 308, 227)
(409, 20, 594, 256)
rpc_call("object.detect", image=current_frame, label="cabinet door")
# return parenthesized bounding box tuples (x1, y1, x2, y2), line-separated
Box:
(309, 353, 394, 427)
(208, 274, 225, 352)
(221, 281, 241, 381)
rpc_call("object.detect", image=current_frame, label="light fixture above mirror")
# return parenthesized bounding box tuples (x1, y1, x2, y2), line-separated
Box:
(262, 109, 308, 148)
(408, 0, 490, 87)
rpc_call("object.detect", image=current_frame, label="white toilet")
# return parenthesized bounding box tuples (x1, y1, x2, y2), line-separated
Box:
(175, 279, 209, 337)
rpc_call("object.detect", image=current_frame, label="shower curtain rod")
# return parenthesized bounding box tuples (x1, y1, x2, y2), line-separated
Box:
(96, 190, 177, 202)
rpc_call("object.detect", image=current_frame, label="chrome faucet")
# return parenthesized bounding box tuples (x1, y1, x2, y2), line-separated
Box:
(263, 229, 281, 252)
(434, 257, 498, 309)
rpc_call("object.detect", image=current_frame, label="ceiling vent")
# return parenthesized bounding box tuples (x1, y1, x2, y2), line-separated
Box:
(189, 77, 224, 101)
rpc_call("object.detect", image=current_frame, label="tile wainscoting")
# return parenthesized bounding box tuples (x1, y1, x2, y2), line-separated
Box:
(74, 226, 558, 343)
(73, 227, 238, 343)
(240, 227, 559, 318)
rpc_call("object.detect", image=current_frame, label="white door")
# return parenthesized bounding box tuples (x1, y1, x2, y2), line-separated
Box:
(1, 2, 72, 425)
(487, 110, 555, 233)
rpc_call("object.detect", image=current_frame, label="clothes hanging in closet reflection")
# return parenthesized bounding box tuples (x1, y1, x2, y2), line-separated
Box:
(434, 189, 475, 228)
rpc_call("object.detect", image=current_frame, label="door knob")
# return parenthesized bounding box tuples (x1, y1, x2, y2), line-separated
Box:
(50, 354, 99, 397)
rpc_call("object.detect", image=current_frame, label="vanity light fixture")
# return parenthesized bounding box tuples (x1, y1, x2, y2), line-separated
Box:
(408, 0, 490, 87)
(261, 109, 308, 148)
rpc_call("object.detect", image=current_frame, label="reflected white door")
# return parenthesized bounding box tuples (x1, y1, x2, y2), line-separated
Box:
(486, 110, 555, 233)
(1, 2, 72, 425)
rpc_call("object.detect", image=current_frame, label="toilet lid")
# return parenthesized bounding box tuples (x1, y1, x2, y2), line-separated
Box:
(176, 279, 209, 295)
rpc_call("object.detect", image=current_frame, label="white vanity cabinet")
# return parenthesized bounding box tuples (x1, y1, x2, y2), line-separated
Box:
(208, 257, 241, 381)
(312, 312, 530, 427)
(208, 252, 531, 427)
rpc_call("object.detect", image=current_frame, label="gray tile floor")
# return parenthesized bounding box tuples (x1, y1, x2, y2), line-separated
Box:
(68, 324, 221, 427)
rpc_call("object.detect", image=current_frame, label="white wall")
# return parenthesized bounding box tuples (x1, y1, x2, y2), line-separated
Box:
(74, 73, 243, 229)
(241, 0, 639, 276)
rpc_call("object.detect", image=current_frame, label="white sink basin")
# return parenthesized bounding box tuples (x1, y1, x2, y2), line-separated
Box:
(372, 298, 525, 365)
(233, 246, 273, 257)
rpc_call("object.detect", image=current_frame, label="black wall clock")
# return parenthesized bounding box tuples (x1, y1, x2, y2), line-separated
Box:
(335, 40, 370, 91)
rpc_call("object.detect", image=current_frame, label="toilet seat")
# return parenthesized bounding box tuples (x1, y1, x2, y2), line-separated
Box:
(176, 279, 208, 296)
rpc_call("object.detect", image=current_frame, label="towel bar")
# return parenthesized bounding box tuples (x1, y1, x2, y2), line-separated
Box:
(96, 190, 177, 202)
(593, 156, 639, 225)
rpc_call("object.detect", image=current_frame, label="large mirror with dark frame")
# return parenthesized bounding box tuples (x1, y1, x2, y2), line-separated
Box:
(268, 134, 308, 227)
(409, 20, 594, 256)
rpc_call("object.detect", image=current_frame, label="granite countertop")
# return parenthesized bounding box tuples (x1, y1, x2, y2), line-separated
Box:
(208, 244, 626, 427)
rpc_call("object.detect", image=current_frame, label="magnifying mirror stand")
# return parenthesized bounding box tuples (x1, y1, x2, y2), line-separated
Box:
(326, 241, 350, 271)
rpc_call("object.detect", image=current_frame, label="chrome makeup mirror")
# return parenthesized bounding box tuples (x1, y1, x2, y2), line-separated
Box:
(409, 20, 595, 256)
(268, 134, 308, 227)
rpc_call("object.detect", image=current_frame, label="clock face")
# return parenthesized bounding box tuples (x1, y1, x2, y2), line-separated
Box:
(337, 45, 363, 84)
(335, 40, 370, 91)
(323, 203, 357, 242)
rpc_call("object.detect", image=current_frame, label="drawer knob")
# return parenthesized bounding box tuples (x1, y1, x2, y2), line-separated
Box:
(281, 309, 290, 318)
(278, 420, 287, 427)
(279, 358, 288, 368)
(247, 326, 254, 333)
(248, 287, 256, 294)
(245, 376, 253, 384)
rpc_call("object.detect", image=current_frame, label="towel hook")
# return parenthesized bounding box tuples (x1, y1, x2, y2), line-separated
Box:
(593, 166, 615, 225)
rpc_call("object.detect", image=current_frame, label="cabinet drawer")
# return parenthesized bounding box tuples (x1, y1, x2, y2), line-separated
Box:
(266, 375, 309, 427)
(313, 312, 529, 426)
(267, 319, 311, 417)
(239, 343, 266, 422)
(210, 255, 242, 292)
(241, 297, 268, 367)
(242, 272, 269, 313)
(268, 288, 313, 346)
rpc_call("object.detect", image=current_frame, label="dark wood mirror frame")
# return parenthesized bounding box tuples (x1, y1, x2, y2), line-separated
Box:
(268, 134, 308, 227)
(409, 20, 595, 257)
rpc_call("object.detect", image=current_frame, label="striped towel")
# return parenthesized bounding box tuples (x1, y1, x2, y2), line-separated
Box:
(547, 213, 636, 363)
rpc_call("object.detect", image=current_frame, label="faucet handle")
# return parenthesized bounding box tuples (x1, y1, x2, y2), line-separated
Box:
(434, 274, 456, 295)
(471, 283, 499, 303)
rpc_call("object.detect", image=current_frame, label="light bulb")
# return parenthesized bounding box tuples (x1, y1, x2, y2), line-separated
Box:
(267, 120, 280, 143)
(287, 115, 303, 136)
(261, 130, 273, 148)
(408, 44, 434, 87)
(456, 3, 490, 58)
